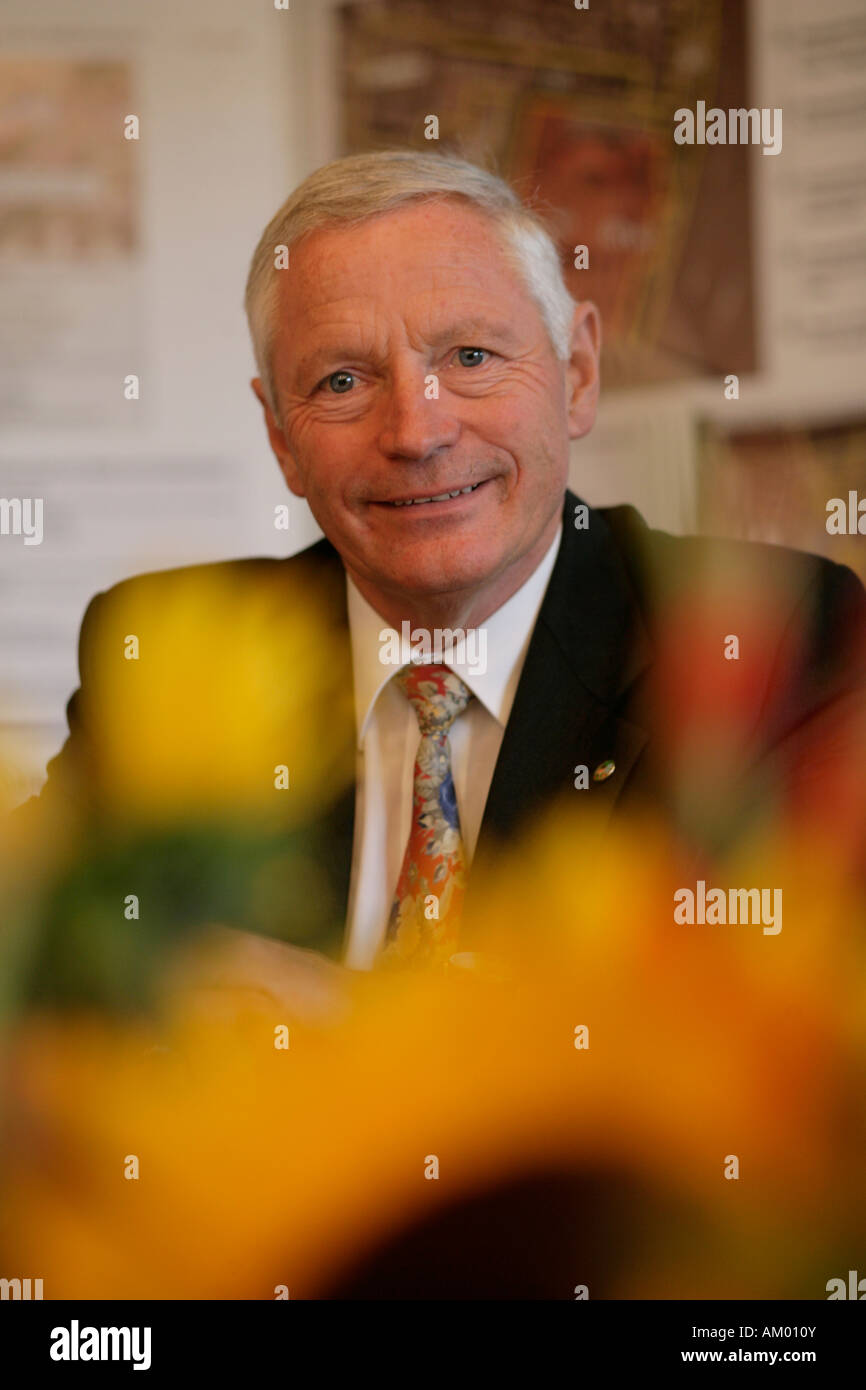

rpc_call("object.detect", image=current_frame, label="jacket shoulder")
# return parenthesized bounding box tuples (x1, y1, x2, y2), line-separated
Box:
(89, 538, 340, 606)
(79, 539, 346, 638)
(595, 502, 866, 697)
(597, 503, 866, 616)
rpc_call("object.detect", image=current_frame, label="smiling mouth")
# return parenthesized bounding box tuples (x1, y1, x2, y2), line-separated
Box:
(380, 481, 486, 508)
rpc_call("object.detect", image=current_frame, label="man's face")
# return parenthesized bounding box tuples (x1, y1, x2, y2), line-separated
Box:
(254, 198, 599, 619)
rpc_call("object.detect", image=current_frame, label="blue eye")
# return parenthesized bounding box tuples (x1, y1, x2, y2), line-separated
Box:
(326, 371, 355, 393)
(456, 347, 487, 367)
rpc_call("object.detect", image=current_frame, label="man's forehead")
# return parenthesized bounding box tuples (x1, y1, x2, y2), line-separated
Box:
(273, 209, 540, 362)
(280, 201, 521, 307)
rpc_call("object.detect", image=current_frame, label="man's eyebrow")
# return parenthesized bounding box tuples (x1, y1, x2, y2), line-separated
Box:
(431, 318, 522, 346)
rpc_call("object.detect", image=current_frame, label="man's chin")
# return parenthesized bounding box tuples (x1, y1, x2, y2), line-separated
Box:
(382, 566, 496, 601)
(368, 553, 504, 607)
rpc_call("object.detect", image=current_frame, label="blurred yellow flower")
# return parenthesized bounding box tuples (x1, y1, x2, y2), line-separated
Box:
(2, 810, 864, 1299)
(82, 566, 354, 828)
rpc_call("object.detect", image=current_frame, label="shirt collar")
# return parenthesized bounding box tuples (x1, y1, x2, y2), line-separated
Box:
(346, 522, 563, 746)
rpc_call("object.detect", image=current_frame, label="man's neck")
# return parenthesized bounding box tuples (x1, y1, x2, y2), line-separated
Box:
(346, 512, 562, 633)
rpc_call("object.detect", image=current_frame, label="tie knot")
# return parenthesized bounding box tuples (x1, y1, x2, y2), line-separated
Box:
(395, 663, 472, 735)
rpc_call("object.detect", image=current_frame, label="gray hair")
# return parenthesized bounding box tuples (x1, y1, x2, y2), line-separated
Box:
(244, 149, 576, 417)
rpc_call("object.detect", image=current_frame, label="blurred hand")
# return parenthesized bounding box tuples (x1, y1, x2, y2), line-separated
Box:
(165, 924, 353, 1026)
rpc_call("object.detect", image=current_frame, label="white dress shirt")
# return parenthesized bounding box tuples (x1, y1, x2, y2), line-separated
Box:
(343, 523, 563, 969)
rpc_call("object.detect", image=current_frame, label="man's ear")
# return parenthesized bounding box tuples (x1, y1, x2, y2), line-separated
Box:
(564, 301, 601, 440)
(250, 377, 306, 497)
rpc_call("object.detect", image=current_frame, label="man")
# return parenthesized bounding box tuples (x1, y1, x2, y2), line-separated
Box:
(12, 150, 866, 989)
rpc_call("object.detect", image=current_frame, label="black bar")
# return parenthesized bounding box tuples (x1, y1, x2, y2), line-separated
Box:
(2, 1299, 861, 1373)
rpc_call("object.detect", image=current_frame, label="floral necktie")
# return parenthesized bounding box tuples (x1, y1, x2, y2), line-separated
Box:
(382, 663, 473, 966)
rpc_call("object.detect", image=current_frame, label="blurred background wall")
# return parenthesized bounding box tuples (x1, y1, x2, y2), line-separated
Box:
(1, 0, 864, 804)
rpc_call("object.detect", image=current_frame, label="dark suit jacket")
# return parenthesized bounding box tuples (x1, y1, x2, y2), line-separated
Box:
(12, 490, 866, 961)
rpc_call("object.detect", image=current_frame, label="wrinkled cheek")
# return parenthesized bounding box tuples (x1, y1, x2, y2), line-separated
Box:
(489, 403, 562, 469)
(283, 411, 327, 463)
(314, 483, 368, 539)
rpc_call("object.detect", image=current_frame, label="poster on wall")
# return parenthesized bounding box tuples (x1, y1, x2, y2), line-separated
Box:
(0, 55, 142, 428)
(338, 0, 756, 389)
(698, 416, 866, 585)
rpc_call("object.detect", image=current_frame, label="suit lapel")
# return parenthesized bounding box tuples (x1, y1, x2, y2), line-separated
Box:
(471, 492, 653, 863)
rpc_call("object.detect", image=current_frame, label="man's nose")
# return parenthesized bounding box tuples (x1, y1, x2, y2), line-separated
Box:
(376, 368, 461, 461)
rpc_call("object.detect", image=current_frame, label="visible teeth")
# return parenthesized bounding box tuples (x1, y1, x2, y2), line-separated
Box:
(390, 483, 480, 507)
